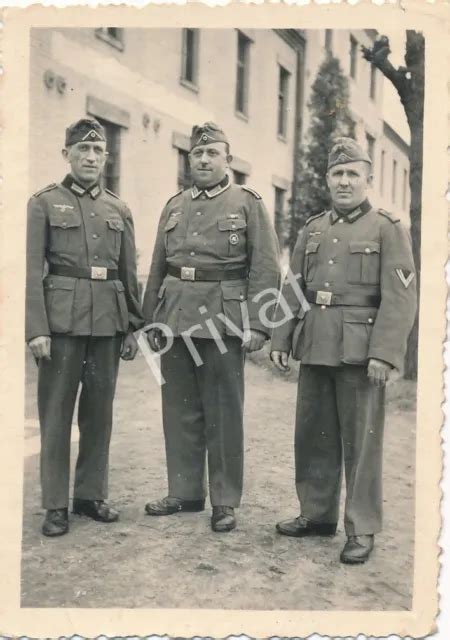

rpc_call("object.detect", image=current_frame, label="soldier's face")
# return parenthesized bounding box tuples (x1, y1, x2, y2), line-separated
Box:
(326, 161, 373, 211)
(62, 141, 107, 186)
(189, 142, 231, 187)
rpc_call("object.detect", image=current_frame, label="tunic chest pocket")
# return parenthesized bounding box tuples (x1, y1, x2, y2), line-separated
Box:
(217, 218, 247, 256)
(347, 240, 380, 285)
(48, 210, 81, 252)
(164, 217, 183, 254)
(106, 217, 124, 254)
(305, 241, 320, 283)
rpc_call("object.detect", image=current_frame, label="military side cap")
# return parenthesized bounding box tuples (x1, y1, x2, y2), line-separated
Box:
(190, 122, 229, 150)
(65, 118, 106, 147)
(327, 137, 371, 170)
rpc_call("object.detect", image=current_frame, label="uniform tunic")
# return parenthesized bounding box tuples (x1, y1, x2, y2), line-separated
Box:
(26, 175, 143, 509)
(271, 199, 417, 535)
(143, 178, 280, 506)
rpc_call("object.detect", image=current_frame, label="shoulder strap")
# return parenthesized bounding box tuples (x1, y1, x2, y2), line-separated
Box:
(33, 183, 58, 197)
(377, 208, 400, 223)
(305, 210, 327, 226)
(241, 185, 262, 200)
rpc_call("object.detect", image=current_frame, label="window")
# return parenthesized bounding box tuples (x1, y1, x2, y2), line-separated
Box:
(325, 29, 333, 53)
(402, 168, 408, 210)
(235, 31, 251, 116)
(274, 187, 287, 246)
(181, 28, 199, 88)
(233, 170, 247, 185)
(350, 36, 358, 79)
(95, 28, 124, 51)
(277, 65, 290, 139)
(370, 63, 377, 100)
(392, 159, 398, 204)
(380, 150, 386, 195)
(366, 133, 375, 168)
(96, 117, 121, 194)
(177, 149, 191, 191)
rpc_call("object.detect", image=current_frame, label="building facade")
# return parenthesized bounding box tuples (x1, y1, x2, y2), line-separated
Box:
(29, 27, 410, 278)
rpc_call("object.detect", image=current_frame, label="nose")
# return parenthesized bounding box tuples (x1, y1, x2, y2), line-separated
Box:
(200, 150, 209, 164)
(338, 172, 350, 186)
(85, 148, 97, 162)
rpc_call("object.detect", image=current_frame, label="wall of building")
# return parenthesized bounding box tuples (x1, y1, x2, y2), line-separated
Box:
(29, 27, 299, 277)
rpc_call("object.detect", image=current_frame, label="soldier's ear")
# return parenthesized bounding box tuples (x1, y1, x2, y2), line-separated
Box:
(61, 148, 69, 162)
(367, 171, 374, 187)
(226, 153, 233, 165)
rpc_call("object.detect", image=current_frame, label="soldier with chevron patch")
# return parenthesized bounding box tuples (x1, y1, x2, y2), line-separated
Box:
(271, 137, 417, 565)
(142, 121, 280, 532)
(26, 118, 143, 537)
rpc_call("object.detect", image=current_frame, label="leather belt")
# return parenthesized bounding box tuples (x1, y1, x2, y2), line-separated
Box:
(167, 265, 248, 282)
(305, 289, 380, 307)
(49, 264, 119, 281)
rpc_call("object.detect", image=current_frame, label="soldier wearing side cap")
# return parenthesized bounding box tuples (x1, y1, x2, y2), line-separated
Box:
(142, 122, 280, 532)
(270, 137, 417, 564)
(26, 118, 143, 537)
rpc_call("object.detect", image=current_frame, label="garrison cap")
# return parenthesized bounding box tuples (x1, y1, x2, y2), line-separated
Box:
(190, 122, 229, 150)
(65, 118, 106, 147)
(327, 137, 372, 170)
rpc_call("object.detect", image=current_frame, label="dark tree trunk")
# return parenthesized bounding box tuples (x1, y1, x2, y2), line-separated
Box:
(362, 31, 424, 380)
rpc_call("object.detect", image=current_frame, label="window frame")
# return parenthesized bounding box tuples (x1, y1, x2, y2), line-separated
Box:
(370, 63, 377, 100)
(235, 30, 251, 118)
(277, 64, 291, 140)
(325, 29, 333, 53)
(392, 158, 398, 204)
(177, 148, 192, 191)
(95, 28, 125, 52)
(180, 28, 200, 92)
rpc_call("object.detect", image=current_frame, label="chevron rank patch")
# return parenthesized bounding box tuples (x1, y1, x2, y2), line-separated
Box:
(395, 268, 415, 288)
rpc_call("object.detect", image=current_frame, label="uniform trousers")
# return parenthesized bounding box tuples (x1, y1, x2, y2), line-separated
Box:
(295, 364, 385, 536)
(160, 336, 244, 507)
(38, 335, 122, 509)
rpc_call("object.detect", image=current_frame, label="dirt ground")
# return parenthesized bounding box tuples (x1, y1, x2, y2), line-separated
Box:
(21, 347, 416, 610)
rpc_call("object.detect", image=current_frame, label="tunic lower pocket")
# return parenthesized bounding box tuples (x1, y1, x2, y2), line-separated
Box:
(44, 276, 76, 333)
(342, 308, 378, 364)
(220, 281, 248, 335)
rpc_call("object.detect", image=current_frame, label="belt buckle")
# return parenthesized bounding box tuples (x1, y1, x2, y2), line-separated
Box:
(91, 266, 107, 280)
(180, 266, 196, 281)
(315, 290, 332, 306)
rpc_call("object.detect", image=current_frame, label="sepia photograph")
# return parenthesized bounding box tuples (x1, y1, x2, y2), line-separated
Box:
(0, 3, 447, 638)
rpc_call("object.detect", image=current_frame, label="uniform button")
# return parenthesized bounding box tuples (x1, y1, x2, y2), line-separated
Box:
(92, 233, 98, 239)
(328, 259, 334, 265)
(365, 248, 371, 254)
(320, 305, 326, 310)
(239, 294, 244, 300)
(338, 218, 344, 223)
(231, 224, 236, 229)
(190, 251, 195, 256)
(333, 238, 338, 243)
(196, 211, 202, 216)
(90, 212, 96, 218)
(368, 318, 373, 324)
(62, 222, 67, 227)
(193, 231, 199, 236)
(325, 282, 330, 287)
(94, 254, 99, 260)
(48, 283, 54, 288)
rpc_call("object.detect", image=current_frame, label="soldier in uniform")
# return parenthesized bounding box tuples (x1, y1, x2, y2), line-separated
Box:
(26, 118, 143, 537)
(142, 122, 280, 532)
(271, 138, 417, 564)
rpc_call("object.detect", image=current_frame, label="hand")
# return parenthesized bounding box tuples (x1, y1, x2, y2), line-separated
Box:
(242, 329, 267, 353)
(121, 332, 138, 361)
(270, 350, 290, 372)
(367, 358, 392, 387)
(28, 336, 51, 360)
(147, 328, 163, 353)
